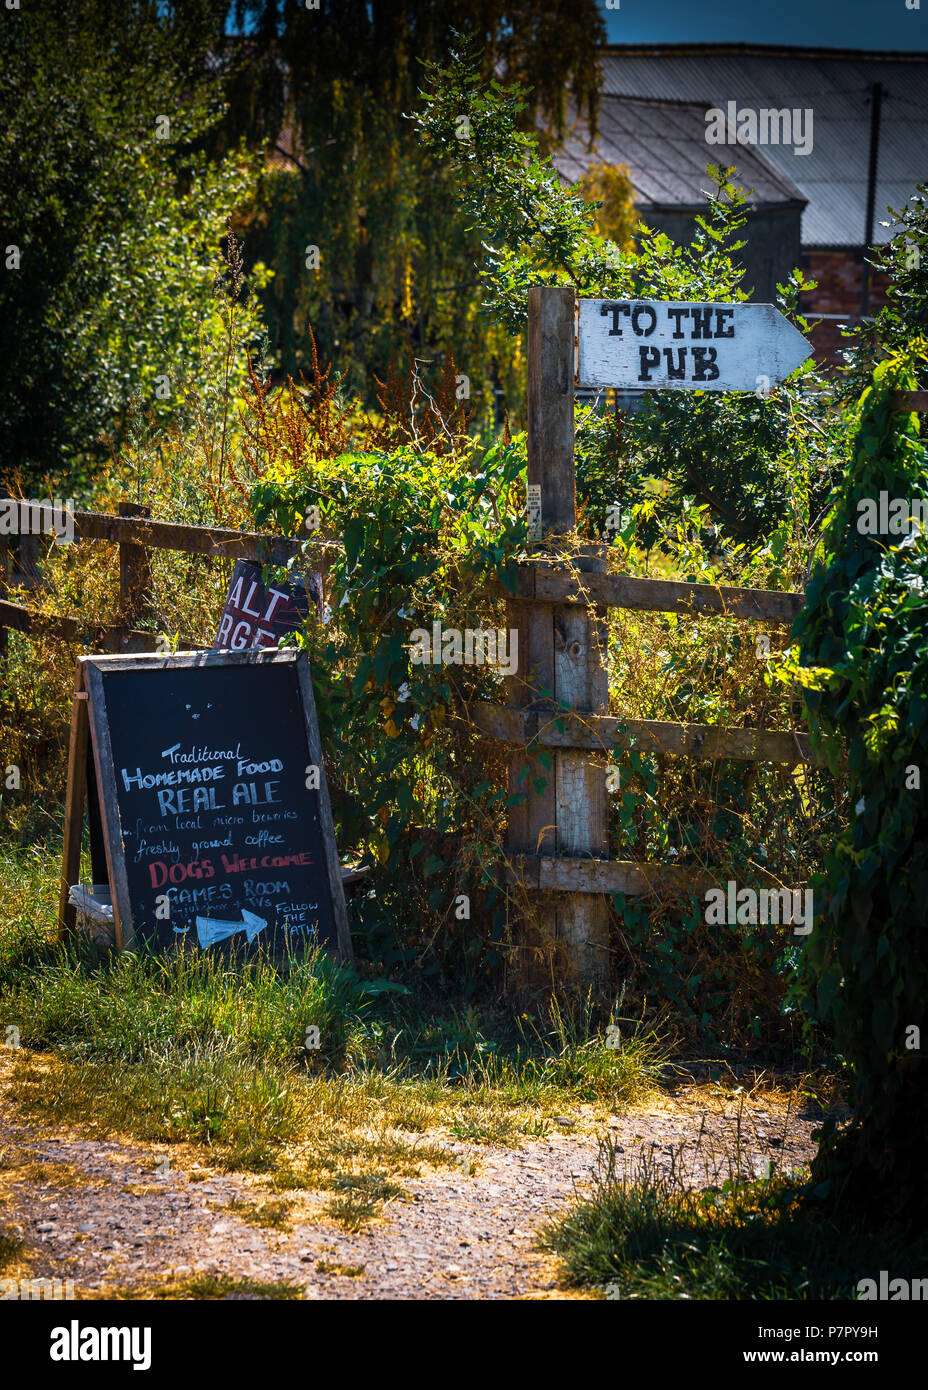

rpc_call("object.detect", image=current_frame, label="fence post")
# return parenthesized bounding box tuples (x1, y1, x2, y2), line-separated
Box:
(0, 513, 8, 659)
(118, 500, 153, 626)
(506, 285, 611, 991)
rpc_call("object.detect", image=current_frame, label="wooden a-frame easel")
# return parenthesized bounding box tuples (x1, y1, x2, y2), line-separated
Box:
(57, 657, 132, 949)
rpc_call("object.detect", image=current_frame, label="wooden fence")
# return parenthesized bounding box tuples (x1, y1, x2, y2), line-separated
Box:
(0, 360, 811, 988)
(482, 286, 813, 988)
(0, 499, 313, 653)
(3, 293, 925, 988)
(15, 292, 917, 985)
(0, 485, 809, 977)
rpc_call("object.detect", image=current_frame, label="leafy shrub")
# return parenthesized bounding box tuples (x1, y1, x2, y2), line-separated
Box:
(793, 347, 928, 1223)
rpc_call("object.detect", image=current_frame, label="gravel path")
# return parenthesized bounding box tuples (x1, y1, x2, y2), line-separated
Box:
(0, 1066, 822, 1300)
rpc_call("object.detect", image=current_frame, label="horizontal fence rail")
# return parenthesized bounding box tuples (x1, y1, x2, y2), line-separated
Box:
(2, 511, 804, 641)
(0, 598, 172, 654)
(488, 564, 804, 624)
(70, 510, 313, 565)
(0, 509, 332, 650)
(506, 854, 720, 897)
(472, 703, 813, 765)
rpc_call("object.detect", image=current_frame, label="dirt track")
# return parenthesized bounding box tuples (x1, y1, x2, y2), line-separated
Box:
(0, 1061, 821, 1300)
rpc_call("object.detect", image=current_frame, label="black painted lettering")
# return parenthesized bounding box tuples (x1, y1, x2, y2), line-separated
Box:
(631, 304, 657, 337)
(600, 302, 631, 336)
(692, 346, 720, 381)
(715, 308, 734, 338)
(638, 346, 661, 381)
(666, 306, 690, 338)
(691, 307, 713, 338)
(663, 348, 687, 380)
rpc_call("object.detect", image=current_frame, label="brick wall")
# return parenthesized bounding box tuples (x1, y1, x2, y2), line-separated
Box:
(800, 248, 890, 365)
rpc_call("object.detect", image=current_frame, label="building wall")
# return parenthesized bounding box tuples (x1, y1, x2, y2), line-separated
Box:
(632, 208, 892, 367)
(641, 204, 803, 305)
(800, 249, 890, 364)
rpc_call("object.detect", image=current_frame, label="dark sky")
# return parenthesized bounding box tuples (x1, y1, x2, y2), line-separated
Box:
(601, 0, 928, 52)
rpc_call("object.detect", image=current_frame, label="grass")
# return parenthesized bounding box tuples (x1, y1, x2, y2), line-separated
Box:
(316, 1259, 365, 1278)
(0, 1228, 25, 1273)
(449, 1112, 520, 1144)
(0, 1152, 99, 1191)
(221, 1197, 295, 1231)
(539, 1135, 928, 1300)
(96, 1272, 308, 1300)
(324, 1173, 407, 1231)
(0, 843, 663, 1218)
(267, 1130, 464, 1223)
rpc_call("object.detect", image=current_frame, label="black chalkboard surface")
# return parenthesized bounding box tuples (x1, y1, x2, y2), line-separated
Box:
(75, 650, 350, 959)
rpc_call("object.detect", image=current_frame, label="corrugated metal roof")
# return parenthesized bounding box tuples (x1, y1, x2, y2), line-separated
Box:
(556, 95, 806, 210)
(593, 46, 928, 245)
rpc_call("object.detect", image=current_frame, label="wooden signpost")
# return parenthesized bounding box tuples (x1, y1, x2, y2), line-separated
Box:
(577, 299, 812, 392)
(503, 288, 812, 989)
(58, 649, 351, 960)
(506, 286, 611, 987)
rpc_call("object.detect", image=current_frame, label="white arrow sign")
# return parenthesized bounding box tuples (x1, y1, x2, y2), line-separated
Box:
(577, 299, 812, 393)
(194, 908, 268, 949)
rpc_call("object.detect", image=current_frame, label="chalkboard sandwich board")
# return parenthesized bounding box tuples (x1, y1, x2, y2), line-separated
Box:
(58, 649, 351, 961)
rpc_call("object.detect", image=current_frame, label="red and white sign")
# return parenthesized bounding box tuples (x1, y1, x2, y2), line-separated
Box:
(214, 561, 321, 651)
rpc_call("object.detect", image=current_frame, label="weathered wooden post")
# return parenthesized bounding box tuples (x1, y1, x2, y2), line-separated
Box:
(506, 285, 611, 990)
(0, 515, 8, 659)
(118, 500, 153, 626)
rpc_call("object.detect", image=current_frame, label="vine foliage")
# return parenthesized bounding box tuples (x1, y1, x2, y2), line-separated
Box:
(794, 348, 928, 1223)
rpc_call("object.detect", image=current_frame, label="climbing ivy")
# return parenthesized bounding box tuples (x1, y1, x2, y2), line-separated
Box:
(793, 347, 928, 1222)
(250, 438, 529, 980)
